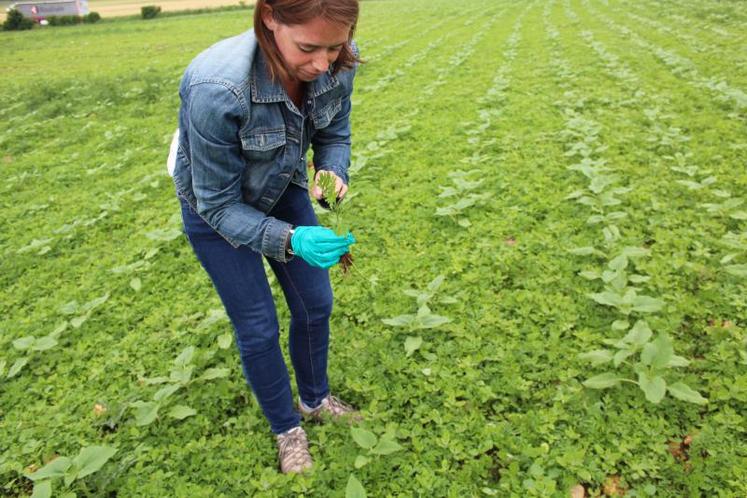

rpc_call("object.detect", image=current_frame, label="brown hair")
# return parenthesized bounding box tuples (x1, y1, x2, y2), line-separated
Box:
(254, 0, 361, 82)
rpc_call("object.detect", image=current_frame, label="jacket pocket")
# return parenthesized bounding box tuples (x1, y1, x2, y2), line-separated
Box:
(241, 128, 286, 162)
(312, 98, 342, 130)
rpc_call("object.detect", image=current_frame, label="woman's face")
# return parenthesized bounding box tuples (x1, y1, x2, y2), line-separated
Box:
(262, 13, 351, 82)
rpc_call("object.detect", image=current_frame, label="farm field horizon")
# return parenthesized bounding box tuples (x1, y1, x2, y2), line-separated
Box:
(1, 0, 746, 496)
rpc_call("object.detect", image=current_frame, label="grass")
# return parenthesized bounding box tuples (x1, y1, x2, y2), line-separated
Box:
(1, 0, 746, 496)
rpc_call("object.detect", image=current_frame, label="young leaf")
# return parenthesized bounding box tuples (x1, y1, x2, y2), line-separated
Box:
(632, 295, 665, 313)
(27, 457, 73, 481)
(217, 332, 233, 349)
(30, 480, 52, 498)
(613, 349, 635, 367)
(417, 314, 451, 329)
(130, 401, 159, 426)
(174, 346, 195, 367)
(578, 350, 613, 366)
(404, 336, 422, 357)
(354, 455, 370, 469)
(168, 405, 197, 420)
(351, 428, 377, 450)
(641, 335, 674, 369)
(583, 372, 624, 389)
(154, 384, 181, 401)
(7, 358, 29, 378)
(199, 368, 230, 381)
(346, 474, 367, 498)
(12, 336, 35, 351)
(622, 320, 653, 346)
(668, 382, 708, 404)
(72, 446, 118, 480)
(382, 315, 415, 327)
(372, 437, 403, 456)
(32, 336, 57, 352)
(638, 372, 666, 403)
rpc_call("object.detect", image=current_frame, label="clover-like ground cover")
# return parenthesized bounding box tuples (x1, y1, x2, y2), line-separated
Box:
(1, 0, 746, 496)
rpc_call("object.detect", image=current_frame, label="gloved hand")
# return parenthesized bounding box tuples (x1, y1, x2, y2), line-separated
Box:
(291, 226, 356, 269)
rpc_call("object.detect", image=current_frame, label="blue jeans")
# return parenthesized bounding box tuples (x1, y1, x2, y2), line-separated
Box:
(178, 184, 332, 434)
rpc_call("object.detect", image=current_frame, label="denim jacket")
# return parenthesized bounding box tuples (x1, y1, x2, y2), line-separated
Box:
(171, 29, 357, 262)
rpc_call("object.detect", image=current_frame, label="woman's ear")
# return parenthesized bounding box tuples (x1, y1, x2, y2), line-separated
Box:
(261, 5, 278, 31)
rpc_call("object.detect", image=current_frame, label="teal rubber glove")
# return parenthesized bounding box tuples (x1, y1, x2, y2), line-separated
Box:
(291, 226, 356, 269)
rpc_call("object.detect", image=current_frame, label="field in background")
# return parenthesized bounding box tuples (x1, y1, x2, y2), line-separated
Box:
(2, 0, 252, 21)
(1, 0, 746, 496)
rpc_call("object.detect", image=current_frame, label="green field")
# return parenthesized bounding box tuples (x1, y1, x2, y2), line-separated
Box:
(2, 0, 746, 496)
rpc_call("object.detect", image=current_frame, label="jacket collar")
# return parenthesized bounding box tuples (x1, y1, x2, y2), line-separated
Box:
(251, 48, 340, 104)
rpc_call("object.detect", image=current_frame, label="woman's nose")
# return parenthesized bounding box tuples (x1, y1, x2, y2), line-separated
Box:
(312, 52, 330, 72)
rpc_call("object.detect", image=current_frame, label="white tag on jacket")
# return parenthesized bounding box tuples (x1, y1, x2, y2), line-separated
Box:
(166, 128, 179, 177)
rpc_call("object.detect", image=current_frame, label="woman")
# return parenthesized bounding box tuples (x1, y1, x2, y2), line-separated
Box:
(168, 0, 362, 474)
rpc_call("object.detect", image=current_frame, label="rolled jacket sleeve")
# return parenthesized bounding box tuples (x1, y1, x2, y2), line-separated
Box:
(187, 82, 292, 261)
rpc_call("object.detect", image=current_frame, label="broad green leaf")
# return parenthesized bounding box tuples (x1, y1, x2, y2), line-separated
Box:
(578, 270, 600, 280)
(577, 350, 613, 366)
(346, 474, 367, 498)
(668, 355, 690, 368)
(174, 346, 195, 367)
(371, 437, 403, 456)
(27, 457, 72, 480)
(70, 312, 91, 329)
(381, 315, 415, 327)
(589, 291, 623, 307)
(59, 301, 80, 315)
(417, 314, 451, 329)
(31, 480, 52, 498)
(168, 405, 197, 420)
(725, 264, 747, 277)
(12, 336, 35, 351)
(199, 368, 230, 381)
(72, 446, 118, 479)
(668, 382, 708, 404)
(354, 455, 370, 469)
(439, 296, 458, 304)
(622, 320, 653, 346)
(81, 293, 110, 313)
(729, 211, 747, 220)
(130, 277, 142, 292)
(217, 332, 233, 349)
(628, 274, 650, 284)
(32, 336, 58, 352)
(608, 254, 628, 271)
(638, 372, 666, 404)
(350, 428, 377, 449)
(641, 335, 674, 369)
(154, 384, 181, 401)
(613, 349, 635, 367)
(583, 372, 623, 389)
(8, 358, 29, 378)
(621, 246, 650, 258)
(611, 320, 629, 331)
(427, 275, 445, 292)
(169, 365, 194, 384)
(632, 295, 665, 313)
(130, 401, 159, 426)
(404, 336, 422, 357)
